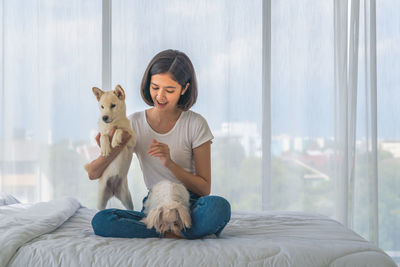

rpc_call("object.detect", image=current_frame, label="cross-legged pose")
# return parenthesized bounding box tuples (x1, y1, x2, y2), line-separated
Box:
(86, 49, 231, 239)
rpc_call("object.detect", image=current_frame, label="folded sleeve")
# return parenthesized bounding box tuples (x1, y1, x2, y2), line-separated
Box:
(191, 114, 214, 149)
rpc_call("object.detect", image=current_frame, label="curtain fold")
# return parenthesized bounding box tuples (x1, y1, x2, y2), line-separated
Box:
(363, 0, 379, 245)
(261, 0, 271, 211)
(334, 0, 350, 227)
(333, 0, 378, 244)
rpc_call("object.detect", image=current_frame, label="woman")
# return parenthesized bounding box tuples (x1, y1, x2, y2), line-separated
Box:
(88, 49, 231, 239)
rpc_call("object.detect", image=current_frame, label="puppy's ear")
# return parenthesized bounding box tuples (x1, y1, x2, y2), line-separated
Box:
(92, 87, 104, 102)
(156, 208, 165, 232)
(141, 208, 162, 230)
(140, 212, 154, 229)
(140, 216, 150, 228)
(176, 205, 191, 229)
(113, 85, 125, 100)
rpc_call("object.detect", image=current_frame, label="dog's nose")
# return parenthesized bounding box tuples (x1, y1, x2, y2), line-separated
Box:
(102, 115, 109, 122)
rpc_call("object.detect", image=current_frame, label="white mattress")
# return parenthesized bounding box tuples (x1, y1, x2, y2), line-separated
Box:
(1, 197, 396, 267)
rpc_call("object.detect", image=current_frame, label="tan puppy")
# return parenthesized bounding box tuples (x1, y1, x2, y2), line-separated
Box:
(141, 180, 191, 235)
(85, 85, 136, 210)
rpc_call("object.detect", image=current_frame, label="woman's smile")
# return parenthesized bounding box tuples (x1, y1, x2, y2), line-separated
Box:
(156, 99, 168, 108)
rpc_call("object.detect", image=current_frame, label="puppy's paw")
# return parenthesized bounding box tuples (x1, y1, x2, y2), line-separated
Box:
(84, 164, 90, 172)
(111, 130, 123, 148)
(100, 134, 111, 156)
(101, 145, 111, 157)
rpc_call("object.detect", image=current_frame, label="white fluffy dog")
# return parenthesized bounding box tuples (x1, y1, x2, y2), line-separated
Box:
(141, 180, 192, 235)
(85, 85, 136, 210)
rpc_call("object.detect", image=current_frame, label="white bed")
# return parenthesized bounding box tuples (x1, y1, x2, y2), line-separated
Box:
(0, 196, 396, 267)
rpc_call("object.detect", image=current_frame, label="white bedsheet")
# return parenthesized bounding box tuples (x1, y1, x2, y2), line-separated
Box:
(0, 197, 396, 267)
(0, 197, 80, 266)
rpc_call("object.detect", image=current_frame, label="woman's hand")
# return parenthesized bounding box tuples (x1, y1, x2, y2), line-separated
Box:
(87, 128, 131, 180)
(95, 128, 130, 148)
(147, 139, 172, 167)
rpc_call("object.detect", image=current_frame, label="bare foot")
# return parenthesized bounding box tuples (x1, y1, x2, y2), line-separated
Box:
(163, 231, 183, 239)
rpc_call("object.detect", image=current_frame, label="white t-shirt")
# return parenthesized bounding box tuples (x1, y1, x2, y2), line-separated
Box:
(128, 110, 214, 190)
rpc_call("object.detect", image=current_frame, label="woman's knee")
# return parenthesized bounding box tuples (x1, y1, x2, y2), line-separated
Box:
(183, 196, 231, 239)
(91, 208, 117, 236)
(196, 195, 231, 220)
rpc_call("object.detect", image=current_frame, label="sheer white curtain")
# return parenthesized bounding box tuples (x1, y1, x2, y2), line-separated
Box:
(333, 0, 378, 242)
(268, 0, 398, 261)
(0, 0, 102, 204)
(376, 0, 400, 260)
(269, 0, 335, 215)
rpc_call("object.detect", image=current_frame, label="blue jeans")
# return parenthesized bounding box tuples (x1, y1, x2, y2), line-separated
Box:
(91, 191, 231, 239)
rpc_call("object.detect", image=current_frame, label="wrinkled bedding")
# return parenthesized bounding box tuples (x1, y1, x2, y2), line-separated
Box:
(0, 197, 396, 267)
(0, 193, 20, 206)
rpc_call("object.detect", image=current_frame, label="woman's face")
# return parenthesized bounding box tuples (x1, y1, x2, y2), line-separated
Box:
(149, 73, 188, 112)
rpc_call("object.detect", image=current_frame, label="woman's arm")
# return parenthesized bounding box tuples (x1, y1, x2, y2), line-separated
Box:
(169, 141, 211, 196)
(86, 130, 131, 180)
(147, 140, 211, 196)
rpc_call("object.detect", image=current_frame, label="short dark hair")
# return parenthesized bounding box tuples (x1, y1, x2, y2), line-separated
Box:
(140, 49, 198, 111)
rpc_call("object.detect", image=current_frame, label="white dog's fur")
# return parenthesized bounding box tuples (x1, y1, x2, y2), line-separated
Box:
(141, 180, 191, 235)
(85, 85, 136, 210)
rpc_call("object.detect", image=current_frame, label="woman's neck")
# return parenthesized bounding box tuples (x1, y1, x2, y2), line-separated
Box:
(148, 107, 182, 123)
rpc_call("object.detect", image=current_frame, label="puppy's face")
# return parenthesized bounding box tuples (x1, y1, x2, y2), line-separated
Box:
(142, 202, 191, 235)
(158, 207, 183, 235)
(92, 85, 126, 124)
